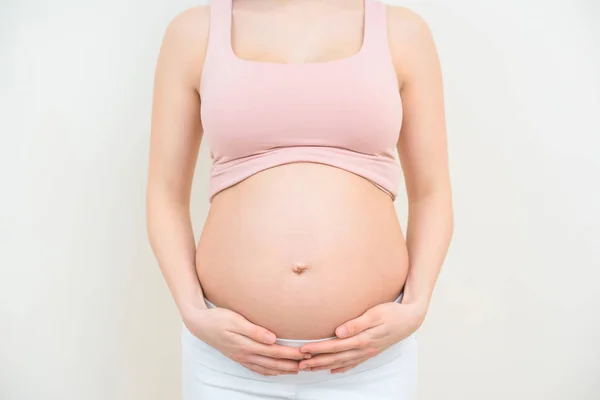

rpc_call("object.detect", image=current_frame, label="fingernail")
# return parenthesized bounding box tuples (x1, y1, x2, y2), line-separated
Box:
(303, 354, 312, 359)
(264, 332, 275, 343)
(337, 326, 348, 338)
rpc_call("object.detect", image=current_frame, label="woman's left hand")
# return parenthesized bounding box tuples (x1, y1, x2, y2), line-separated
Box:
(298, 300, 427, 374)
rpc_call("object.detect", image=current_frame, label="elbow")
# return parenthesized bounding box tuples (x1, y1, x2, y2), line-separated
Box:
(145, 191, 160, 248)
(445, 188, 455, 241)
(409, 185, 454, 234)
(145, 185, 190, 242)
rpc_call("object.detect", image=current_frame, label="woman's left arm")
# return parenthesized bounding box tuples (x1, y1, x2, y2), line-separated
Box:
(391, 3, 454, 316)
(298, 7, 453, 373)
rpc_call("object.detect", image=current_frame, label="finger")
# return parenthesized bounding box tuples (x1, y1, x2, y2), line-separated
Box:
(298, 349, 364, 370)
(240, 362, 298, 376)
(250, 341, 307, 361)
(299, 335, 367, 355)
(244, 354, 300, 372)
(230, 316, 277, 345)
(312, 357, 368, 372)
(243, 341, 306, 360)
(335, 310, 382, 339)
(331, 359, 367, 374)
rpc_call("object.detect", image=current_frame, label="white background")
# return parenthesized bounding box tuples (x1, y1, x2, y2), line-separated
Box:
(1, 0, 599, 399)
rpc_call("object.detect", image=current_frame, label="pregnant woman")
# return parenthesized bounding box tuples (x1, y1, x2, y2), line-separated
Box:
(146, 0, 453, 398)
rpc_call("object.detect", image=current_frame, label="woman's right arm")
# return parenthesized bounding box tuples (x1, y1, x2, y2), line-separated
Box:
(146, 8, 207, 319)
(146, 8, 306, 376)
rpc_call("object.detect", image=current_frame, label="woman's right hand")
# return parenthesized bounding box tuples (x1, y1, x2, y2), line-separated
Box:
(183, 305, 308, 376)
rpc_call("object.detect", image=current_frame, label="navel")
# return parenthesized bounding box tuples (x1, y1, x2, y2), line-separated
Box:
(292, 264, 309, 275)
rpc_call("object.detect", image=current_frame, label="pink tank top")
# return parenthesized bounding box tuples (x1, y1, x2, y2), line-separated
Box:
(201, 0, 402, 201)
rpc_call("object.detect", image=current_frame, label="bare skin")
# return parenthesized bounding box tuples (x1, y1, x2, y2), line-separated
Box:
(147, 0, 452, 377)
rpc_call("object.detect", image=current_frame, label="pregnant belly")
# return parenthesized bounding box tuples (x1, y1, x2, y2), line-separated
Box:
(196, 163, 409, 340)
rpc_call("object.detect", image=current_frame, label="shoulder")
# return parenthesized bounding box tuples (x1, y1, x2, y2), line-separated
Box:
(162, 6, 210, 50)
(384, 5, 439, 85)
(385, 5, 435, 49)
(157, 6, 211, 88)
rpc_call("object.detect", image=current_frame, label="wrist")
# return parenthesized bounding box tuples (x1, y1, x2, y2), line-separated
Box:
(175, 289, 207, 320)
(401, 275, 434, 306)
(180, 303, 210, 332)
(397, 296, 429, 331)
(401, 288, 431, 317)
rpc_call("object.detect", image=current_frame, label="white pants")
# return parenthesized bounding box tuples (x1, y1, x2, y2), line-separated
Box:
(181, 295, 418, 399)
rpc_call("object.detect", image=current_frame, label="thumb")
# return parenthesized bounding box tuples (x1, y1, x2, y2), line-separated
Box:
(336, 309, 379, 339)
(234, 315, 277, 344)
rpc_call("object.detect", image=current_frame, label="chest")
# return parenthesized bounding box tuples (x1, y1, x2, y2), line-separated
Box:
(230, 2, 365, 64)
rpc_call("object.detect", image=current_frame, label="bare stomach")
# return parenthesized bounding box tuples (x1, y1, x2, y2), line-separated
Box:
(196, 163, 409, 340)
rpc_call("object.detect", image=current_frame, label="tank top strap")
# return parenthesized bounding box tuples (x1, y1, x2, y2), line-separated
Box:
(207, 0, 233, 53)
(362, 0, 389, 54)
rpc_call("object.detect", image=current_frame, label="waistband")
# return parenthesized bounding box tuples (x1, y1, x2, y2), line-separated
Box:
(181, 314, 417, 385)
(203, 291, 404, 346)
